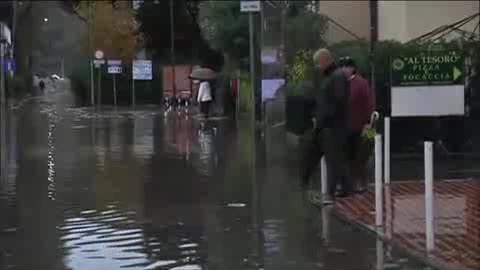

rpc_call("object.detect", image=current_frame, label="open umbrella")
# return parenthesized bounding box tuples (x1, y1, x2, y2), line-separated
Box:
(189, 67, 217, 81)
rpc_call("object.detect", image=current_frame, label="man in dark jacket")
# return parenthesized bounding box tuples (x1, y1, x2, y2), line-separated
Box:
(313, 49, 351, 204)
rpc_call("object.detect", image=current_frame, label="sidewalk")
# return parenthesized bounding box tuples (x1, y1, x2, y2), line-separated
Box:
(334, 179, 480, 270)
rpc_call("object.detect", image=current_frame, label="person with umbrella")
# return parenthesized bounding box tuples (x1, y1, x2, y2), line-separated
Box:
(190, 67, 217, 119)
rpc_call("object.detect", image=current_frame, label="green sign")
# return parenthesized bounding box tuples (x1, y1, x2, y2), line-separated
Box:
(391, 50, 464, 87)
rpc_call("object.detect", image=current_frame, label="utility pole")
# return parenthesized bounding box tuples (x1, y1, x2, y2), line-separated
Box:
(11, 0, 16, 58)
(170, 0, 176, 104)
(89, 0, 95, 106)
(0, 25, 5, 106)
(369, 0, 378, 105)
(61, 57, 64, 78)
(249, 12, 255, 121)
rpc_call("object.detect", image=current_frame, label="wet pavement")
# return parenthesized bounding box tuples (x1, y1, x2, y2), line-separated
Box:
(336, 180, 480, 270)
(0, 87, 437, 270)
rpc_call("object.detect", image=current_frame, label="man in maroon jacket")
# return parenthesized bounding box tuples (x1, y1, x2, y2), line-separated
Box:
(340, 57, 375, 192)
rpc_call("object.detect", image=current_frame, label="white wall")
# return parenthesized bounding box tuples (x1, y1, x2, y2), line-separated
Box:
(379, 0, 479, 42)
(405, 1, 479, 41)
(319, 0, 371, 42)
(378, 1, 408, 41)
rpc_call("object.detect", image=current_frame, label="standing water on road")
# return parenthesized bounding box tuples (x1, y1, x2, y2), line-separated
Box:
(0, 89, 435, 270)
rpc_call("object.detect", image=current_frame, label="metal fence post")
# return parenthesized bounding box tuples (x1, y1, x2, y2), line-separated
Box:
(384, 117, 391, 184)
(375, 134, 383, 227)
(321, 156, 327, 195)
(425, 141, 435, 252)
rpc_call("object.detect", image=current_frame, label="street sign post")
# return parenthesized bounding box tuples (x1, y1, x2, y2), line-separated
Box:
(93, 59, 105, 68)
(390, 50, 465, 117)
(132, 60, 152, 80)
(241, 1, 261, 121)
(108, 60, 122, 106)
(241, 1, 261, 12)
(93, 57, 105, 106)
(132, 60, 153, 106)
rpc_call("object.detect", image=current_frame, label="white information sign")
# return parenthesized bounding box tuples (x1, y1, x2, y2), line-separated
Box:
(391, 85, 465, 117)
(108, 66, 122, 74)
(132, 60, 152, 80)
(241, 1, 261, 12)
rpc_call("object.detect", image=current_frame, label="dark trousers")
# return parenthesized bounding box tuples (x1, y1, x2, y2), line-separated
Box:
(323, 128, 350, 196)
(301, 128, 323, 186)
(200, 101, 211, 117)
(347, 131, 367, 189)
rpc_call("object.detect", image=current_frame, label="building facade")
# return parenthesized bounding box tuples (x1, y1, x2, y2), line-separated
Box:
(319, 0, 480, 43)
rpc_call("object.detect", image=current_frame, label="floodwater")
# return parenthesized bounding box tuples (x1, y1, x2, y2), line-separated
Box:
(0, 86, 435, 269)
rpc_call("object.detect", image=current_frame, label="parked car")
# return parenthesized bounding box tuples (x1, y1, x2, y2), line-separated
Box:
(50, 74, 62, 81)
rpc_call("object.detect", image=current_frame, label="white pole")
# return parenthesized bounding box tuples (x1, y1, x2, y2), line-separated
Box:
(321, 156, 327, 195)
(375, 134, 383, 227)
(384, 117, 391, 184)
(425, 141, 435, 252)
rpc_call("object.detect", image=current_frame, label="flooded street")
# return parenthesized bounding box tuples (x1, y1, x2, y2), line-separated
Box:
(0, 88, 434, 270)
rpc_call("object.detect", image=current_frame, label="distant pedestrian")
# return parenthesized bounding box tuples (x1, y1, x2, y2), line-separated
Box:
(340, 57, 375, 193)
(197, 80, 213, 118)
(39, 80, 45, 92)
(312, 48, 351, 205)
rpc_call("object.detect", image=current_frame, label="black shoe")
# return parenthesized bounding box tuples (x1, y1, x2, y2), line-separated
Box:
(356, 187, 367, 194)
(336, 191, 353, 198)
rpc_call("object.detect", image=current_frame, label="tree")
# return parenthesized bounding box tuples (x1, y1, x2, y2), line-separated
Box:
(75, 1, 143, 62)
(136, 0, 220, 66)
(200, 1, 323, 70)
(199, 1, 250, 69)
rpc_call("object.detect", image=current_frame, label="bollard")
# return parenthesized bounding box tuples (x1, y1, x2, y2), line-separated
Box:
(375, 135, 383, 227)
(425, 141, 435, 252)
(385, 185, 392, 239)
(321, 156, 327, 195)
(384, 117, 391, 184)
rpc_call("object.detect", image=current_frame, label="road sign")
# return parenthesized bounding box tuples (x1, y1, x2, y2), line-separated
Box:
(107, 60, 122, 74)
(391, 50, 464, 87)
(95, 50, 104, 59)
(108, 66, 122, 74)
(241, 1, 261, 12)
(108, 60, 122, 66)
(132, 60, 152, 80)
(93, 59, 105, 68)
(133, 0, 144, 10)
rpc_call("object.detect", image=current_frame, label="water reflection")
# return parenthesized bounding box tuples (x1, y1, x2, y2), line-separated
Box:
(194, 128, 217, 177)
(0, 90, 435, 270)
